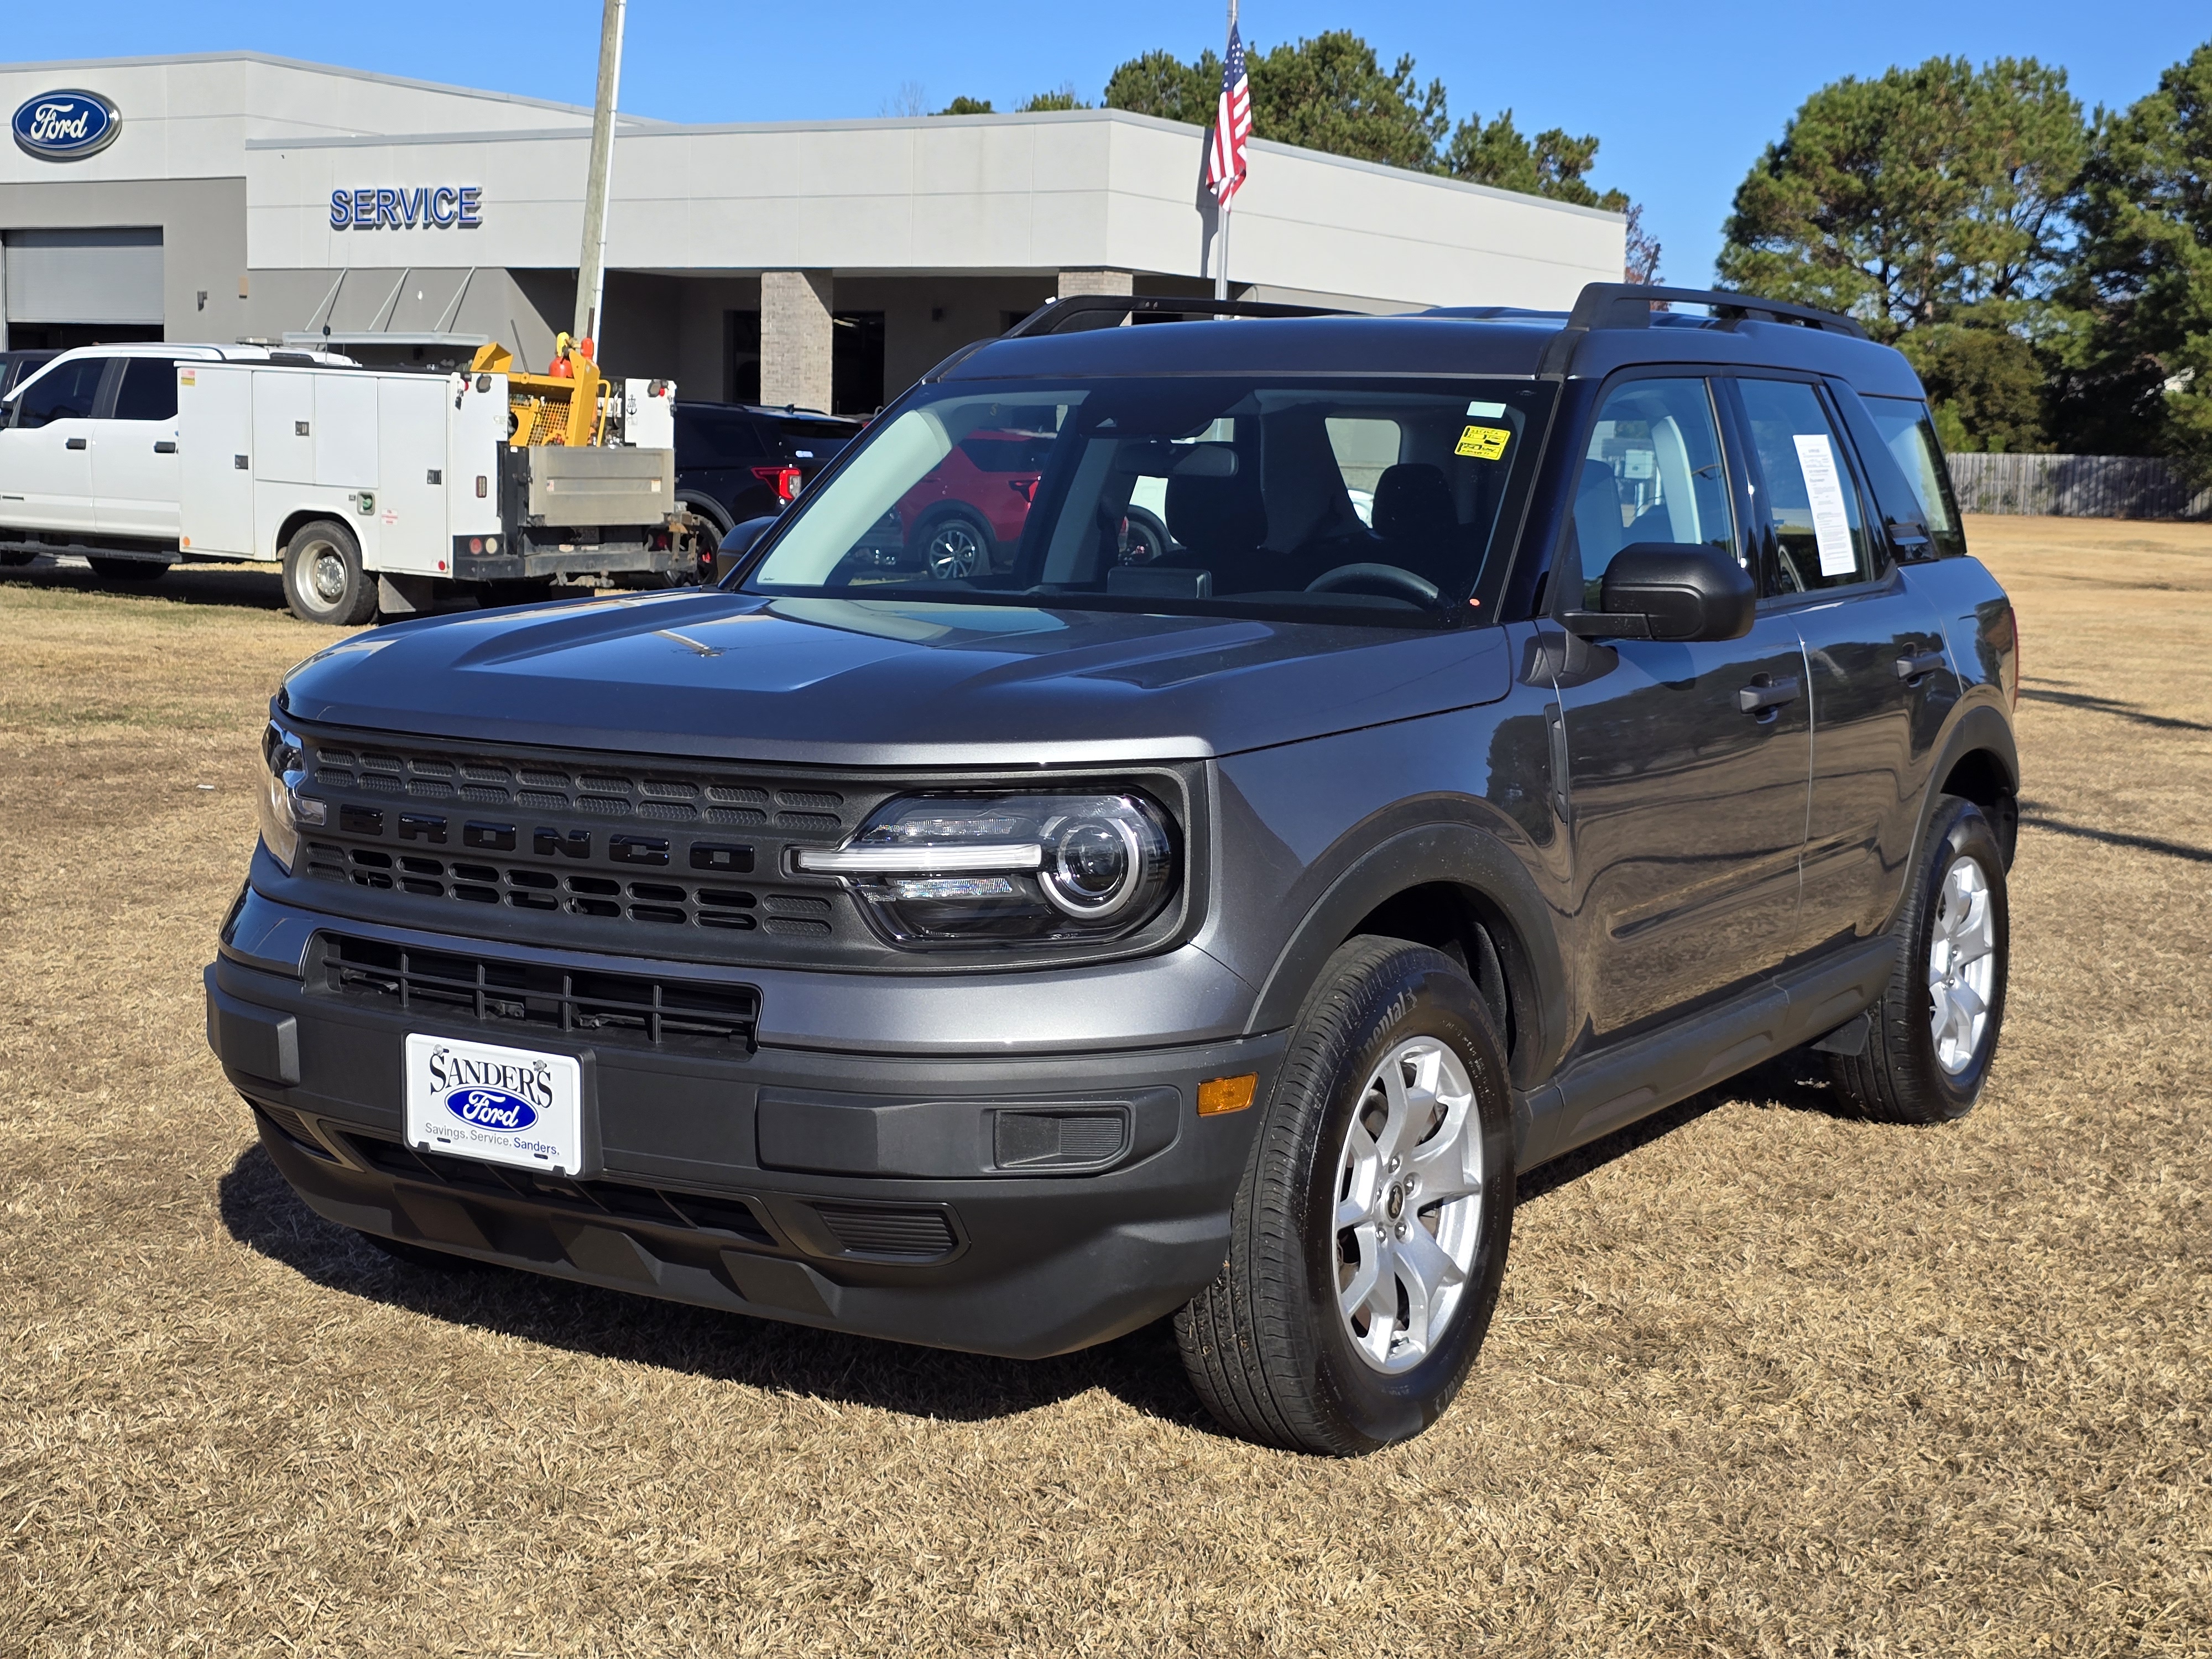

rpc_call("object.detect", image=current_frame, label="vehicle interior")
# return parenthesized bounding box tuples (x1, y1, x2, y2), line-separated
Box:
(749, 377, 1553, 619)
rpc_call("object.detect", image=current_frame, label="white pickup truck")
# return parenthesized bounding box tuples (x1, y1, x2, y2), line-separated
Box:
(0, 342, 687, 624)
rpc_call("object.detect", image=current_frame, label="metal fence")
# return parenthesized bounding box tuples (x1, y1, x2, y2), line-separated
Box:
(1947, 452, 2212, 520)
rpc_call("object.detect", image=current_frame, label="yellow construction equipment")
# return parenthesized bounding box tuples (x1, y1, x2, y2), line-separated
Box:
(470, 337, 607, 449)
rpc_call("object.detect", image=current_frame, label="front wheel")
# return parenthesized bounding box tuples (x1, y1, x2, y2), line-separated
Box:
(916, 509, 993, 581)
(1176, 936, 1516, 1454)
(281, 518, 377, 627)
(1828, 794, 2010, 1123)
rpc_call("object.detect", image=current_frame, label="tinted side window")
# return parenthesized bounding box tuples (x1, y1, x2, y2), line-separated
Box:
(113, 358, 180, 422)
(676, 411, 766, 469)
(1573, 377, 1735, 604)
(1737, 378, 1875, 593)
(1864, 395, 1967, 560)
(12, 357, 108, 429)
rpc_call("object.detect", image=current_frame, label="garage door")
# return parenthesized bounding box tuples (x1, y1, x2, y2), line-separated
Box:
(2, 227, 164, 325)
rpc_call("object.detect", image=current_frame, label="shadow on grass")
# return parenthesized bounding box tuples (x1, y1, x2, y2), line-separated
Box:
(216, 1141, 1213, 1433)
(1518, 1048, 1858, 1207)
(2, 555, 292, 612)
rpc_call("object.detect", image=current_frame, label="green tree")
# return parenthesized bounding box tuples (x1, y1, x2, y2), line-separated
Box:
(1020, 84, 1091, 112)
(2050, 41, 2212, 473)
(1719, 57, 2086, 333)
(1102, 48, 1222, 128)
(1718, 56, 2086, 450)
(1248, 32, 1446, 171)
(933, 96, 995, 116)
(1100, 32, 1645, 271)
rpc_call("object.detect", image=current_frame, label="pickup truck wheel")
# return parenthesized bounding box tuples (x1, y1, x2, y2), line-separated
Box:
(87, 556, 166, 583)
(1175, 936, 1516, 1455)
(281, 519, 377, 627)
(1828, 795, 2009, 1123)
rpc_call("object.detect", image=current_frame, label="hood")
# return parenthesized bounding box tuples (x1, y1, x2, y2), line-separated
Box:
(279, 589, 1512, 766)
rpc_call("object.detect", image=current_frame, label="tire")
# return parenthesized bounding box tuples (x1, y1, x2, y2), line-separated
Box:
(88, 556, 167, 582)
(1121, 505, 1170, 565)
(1828, 794, 2010, 1123)
(1176, 936, 1517, 1455)
(354, 1230, 486, 1272)
(281, 519, 377, 627)
(914, 507, 993, 580)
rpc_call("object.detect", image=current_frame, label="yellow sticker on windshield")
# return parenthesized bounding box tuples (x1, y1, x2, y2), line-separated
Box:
(1455, 424, 1510, 461)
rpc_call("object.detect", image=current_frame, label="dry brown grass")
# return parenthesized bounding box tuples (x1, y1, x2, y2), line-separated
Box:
(1, 522, 2208, 1657)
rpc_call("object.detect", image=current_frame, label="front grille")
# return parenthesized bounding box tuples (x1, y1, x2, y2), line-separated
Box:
(291, 729, 872, 958)
(810, 1204, 959, 1260)
(342, 1130, 778, 1246)
(319, 934, 758, 1053)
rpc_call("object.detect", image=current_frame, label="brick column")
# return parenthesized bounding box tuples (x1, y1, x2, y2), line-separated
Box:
(1057, 269, 1135, 300)
(760, 270, 833, 411)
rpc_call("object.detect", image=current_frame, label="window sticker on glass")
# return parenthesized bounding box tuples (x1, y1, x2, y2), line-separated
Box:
(1623, 449, 1655, 479)
(1465, 400, 1507, 418)
(1792, 433, 1858, 577)
(1454, 424, 1511, 461)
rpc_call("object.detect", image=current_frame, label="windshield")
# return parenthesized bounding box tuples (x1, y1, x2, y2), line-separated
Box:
(743, 376, 1554, 625)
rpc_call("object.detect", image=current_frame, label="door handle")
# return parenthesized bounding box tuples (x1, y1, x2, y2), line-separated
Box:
(1737, 675, 1801, 716)
(1895, 649, 1946, 682)
(65, 437, 87, 450)
(154, 441, 177, 454)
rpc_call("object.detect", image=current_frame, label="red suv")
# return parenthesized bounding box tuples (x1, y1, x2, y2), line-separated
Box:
(893, 427, 1167, 578)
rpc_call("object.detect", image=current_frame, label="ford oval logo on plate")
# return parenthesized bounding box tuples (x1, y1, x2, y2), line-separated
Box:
(445, 1086, 541, 1133)
(12, 90, 121, 161)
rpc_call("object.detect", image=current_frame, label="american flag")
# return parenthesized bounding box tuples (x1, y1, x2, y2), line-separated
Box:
(1207, 23, 1252, 206)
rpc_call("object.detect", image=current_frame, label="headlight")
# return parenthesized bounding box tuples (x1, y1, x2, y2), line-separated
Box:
(797, 791, 1178, 947)
(256, 718, 325, 874)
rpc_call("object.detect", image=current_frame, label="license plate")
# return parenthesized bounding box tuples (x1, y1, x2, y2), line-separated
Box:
(403, 1034, 584, 1175)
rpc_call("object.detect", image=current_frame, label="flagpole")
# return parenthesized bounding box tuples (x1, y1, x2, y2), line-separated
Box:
(1214, 0, 1237, 302)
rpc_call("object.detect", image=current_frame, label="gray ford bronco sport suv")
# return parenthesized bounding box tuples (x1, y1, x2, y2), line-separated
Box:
(208, 284, 2019, 1455)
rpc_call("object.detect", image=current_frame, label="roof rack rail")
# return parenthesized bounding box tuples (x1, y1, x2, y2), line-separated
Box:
(1567, 282, 1869, 337)
(1537, 281, 1868, 374)
(1001, 294, 1353, 337)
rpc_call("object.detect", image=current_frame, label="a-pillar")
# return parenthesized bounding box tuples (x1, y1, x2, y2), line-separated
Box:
(760, 270, 833, 411)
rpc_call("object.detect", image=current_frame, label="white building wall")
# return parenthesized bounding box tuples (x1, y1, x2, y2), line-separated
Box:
(244, 109, 1624, 309)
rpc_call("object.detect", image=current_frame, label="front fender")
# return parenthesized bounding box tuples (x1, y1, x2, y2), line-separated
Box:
(1243, 818, 1569, 1091)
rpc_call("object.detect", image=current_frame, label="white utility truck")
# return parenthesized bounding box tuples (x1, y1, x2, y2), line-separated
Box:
(1, 342, 686, 624)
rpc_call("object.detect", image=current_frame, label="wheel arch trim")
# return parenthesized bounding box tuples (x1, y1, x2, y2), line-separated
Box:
(1243, 820, 1569, 1092)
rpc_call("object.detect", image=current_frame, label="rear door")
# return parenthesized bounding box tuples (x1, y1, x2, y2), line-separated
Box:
(92, 355, 182, 538)
(1551, 372, 1812, 1041)
(0, 354, 111, 534)
(1723, 375, 1950, 956)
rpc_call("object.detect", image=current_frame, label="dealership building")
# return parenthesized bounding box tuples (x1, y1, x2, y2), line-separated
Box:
(1, 53, 1628, 414)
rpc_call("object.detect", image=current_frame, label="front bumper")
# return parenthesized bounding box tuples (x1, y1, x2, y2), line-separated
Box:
(206, 912, 1282, 1360)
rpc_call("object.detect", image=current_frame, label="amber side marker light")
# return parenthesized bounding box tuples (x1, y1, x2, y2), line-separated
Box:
(1198, 1074, 1258, 1116)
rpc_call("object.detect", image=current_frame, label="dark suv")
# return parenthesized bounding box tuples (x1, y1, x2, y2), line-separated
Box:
(673, 400, 863, 543)
(208, 285, 2018, 1455)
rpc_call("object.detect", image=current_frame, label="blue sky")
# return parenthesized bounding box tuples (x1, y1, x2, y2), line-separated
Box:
(14, 1, 2209, 284)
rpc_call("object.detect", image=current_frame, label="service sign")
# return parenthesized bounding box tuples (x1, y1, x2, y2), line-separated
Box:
(331, 186, 483, 229)
(12, 89, 121, 161)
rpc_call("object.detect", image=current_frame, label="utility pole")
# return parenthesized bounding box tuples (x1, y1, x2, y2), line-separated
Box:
(573, 0, 627, 346)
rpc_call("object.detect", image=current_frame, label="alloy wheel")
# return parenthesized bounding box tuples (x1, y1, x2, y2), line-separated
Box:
(1332, 1035, 1486, 1373)
(1928, 853, 1996, 1074)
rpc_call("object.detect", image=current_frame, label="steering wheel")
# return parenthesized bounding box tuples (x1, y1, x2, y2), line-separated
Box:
(1305, 562, 1440, 606)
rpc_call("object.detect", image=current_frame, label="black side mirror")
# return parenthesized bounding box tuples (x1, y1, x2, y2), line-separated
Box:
(708, 515, 779, 584)
(1564, 542, 1755, 643)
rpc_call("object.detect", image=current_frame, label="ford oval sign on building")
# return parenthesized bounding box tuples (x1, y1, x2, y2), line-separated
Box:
(12, 90, 121, 161)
